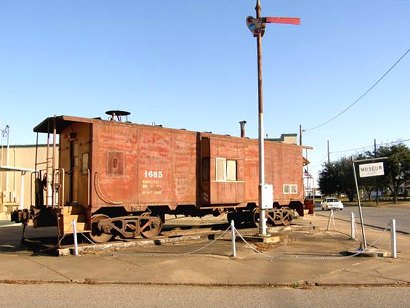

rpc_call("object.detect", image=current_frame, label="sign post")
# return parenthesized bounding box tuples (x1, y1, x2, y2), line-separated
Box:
(246, 0, 300, 236)
(353, 157, 387, 249)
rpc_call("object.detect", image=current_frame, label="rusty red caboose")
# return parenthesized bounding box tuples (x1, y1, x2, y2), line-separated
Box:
(13, 112, 306, 242)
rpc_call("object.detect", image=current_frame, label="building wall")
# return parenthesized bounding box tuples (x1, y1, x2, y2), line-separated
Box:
(0, 145, 53, 219)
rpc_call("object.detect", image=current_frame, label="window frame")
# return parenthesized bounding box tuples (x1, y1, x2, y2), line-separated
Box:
(283, 184, 298, 194)
(215, 157, 237, 182)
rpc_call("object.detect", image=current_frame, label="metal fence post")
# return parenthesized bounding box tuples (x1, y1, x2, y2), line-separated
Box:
(351, 212, 356, 240)
(231, 220, 236, 258)
(72, 220, 79, 256)
(327, 210, 335, 231)
(390, 219, 397, 259)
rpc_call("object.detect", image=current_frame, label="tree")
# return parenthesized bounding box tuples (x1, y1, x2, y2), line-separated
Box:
(376, 144, 410, 203)
(318, 157, 356, 201)
(318, 142, 410, 204)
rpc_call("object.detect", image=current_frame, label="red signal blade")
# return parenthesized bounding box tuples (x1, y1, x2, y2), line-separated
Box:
(265, 17, 301, 25)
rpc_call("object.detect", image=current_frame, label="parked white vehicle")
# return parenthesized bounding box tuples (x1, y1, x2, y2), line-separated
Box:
(321, 198, 344, 210)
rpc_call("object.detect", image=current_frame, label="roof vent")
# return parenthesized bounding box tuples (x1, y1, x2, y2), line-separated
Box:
(105, 110, 130, 122)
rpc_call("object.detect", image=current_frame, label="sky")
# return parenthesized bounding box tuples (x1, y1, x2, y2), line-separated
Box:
(0, 0, 409, 182)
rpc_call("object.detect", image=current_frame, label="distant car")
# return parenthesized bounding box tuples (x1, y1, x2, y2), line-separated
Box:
(321, 198, 344, 210)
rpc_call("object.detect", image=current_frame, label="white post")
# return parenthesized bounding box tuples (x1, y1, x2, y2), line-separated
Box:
(350, 212, 356, 239)
(72, 220, 79, 256)
(19, 171, 25, 210)
(390, 219, 397, 259)
(5, 125, 9, 194)
(326, 209, 335, 231)
(231, 219, 236, 258)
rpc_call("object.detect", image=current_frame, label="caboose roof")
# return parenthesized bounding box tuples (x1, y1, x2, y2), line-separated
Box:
(33, 115, 97, 134)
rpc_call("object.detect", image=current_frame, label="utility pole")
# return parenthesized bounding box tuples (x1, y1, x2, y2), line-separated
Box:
(327, 140, 330, 164)
(1, 125, 10, 193)
(374, 139, 379, 205)
(374, 139, 377, 156)
(246, 0, 300, 236)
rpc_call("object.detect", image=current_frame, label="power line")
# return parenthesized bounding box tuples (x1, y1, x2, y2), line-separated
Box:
(304, 48, 410, 132)
(310, 153, 329, 169)
(329, 138, 410, 155)
(308, 139, 410, 171)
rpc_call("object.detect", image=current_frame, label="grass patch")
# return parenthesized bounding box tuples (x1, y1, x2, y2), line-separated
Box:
(343, 200, 410, 207)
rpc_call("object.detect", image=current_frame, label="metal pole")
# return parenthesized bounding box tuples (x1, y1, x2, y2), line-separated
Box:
(374, 139, 379, 205)
(350, 212, 356, 239)
(52, 116, 57, 208)
(353, 161, 367, 249)
(19, 171, 25, 210)
(5, 126, 9, 193)
(0, 132, 2, 192)
(72, 219, 79, 256)
(391, 219, 397, 258)
(327, 140, 330, 164)
(46, 120, 50, 207)
(231, 219, 237, 258)
(255, 0, 268, 237)
(326, 209, 334, 231)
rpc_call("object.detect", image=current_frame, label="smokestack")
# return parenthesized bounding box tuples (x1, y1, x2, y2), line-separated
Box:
(239, 120, 247, 138)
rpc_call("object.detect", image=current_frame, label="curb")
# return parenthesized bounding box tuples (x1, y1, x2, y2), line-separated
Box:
(315, 212, 410, 235)
(1, 279, 409, 288)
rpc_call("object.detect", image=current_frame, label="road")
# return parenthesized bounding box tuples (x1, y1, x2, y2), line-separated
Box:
(1, 284, 410, 308)
(316, 204, 410, 234)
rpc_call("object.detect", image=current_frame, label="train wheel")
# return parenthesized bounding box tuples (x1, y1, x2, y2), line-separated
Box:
(90, 214, 113, 243)
(281, 208, 293, 226)
(272, 210, 284, 225)
(139, 215, 162, 238)
(253, 208, 277, 227)
(253, 209, 272, 227)
(265, 210, 275, 226)
(252, 208, 260, 227)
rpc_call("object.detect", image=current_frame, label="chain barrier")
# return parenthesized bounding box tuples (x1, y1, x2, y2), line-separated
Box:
(323, 210, 395, 257)
(233, 221, 394, 261)
(365, 223, 390, 249)
(70, 216, 395, 259)
(112, 225, 233, 258)
(233, 225, 360, 261)
(79, 231, 96, 245)
(56, 233, 68, 247)
(348, 216, 393, 255)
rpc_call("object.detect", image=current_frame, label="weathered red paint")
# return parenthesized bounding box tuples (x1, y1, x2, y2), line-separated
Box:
(265, 17, 301, 25)
(34, 115, 305, 217)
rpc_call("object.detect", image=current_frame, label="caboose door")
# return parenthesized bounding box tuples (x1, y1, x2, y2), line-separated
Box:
(69, 140, 79, 204)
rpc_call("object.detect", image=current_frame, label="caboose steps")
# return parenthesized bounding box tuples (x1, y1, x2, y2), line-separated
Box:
(61, 205, 85, 215)
(60, 206, 89, 234)
(61, 214, 88, 234)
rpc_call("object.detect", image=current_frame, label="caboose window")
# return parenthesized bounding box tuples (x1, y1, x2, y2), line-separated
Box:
(107, 152, 124, 176)
(215, 158, 237, 182)
(226, 160, 237, 181)
(283, 184, 298, 194)
(216, 158, 226, 181)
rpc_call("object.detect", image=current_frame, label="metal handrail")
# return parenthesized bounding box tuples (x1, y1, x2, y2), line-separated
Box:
(30, 171, 40, 207)
(87, 168, 91, 206)
(53, 168, 65, 208)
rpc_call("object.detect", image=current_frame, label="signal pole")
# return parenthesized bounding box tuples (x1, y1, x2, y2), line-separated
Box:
(255, 0, 268, 237)
(246, 0, 300, 236)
